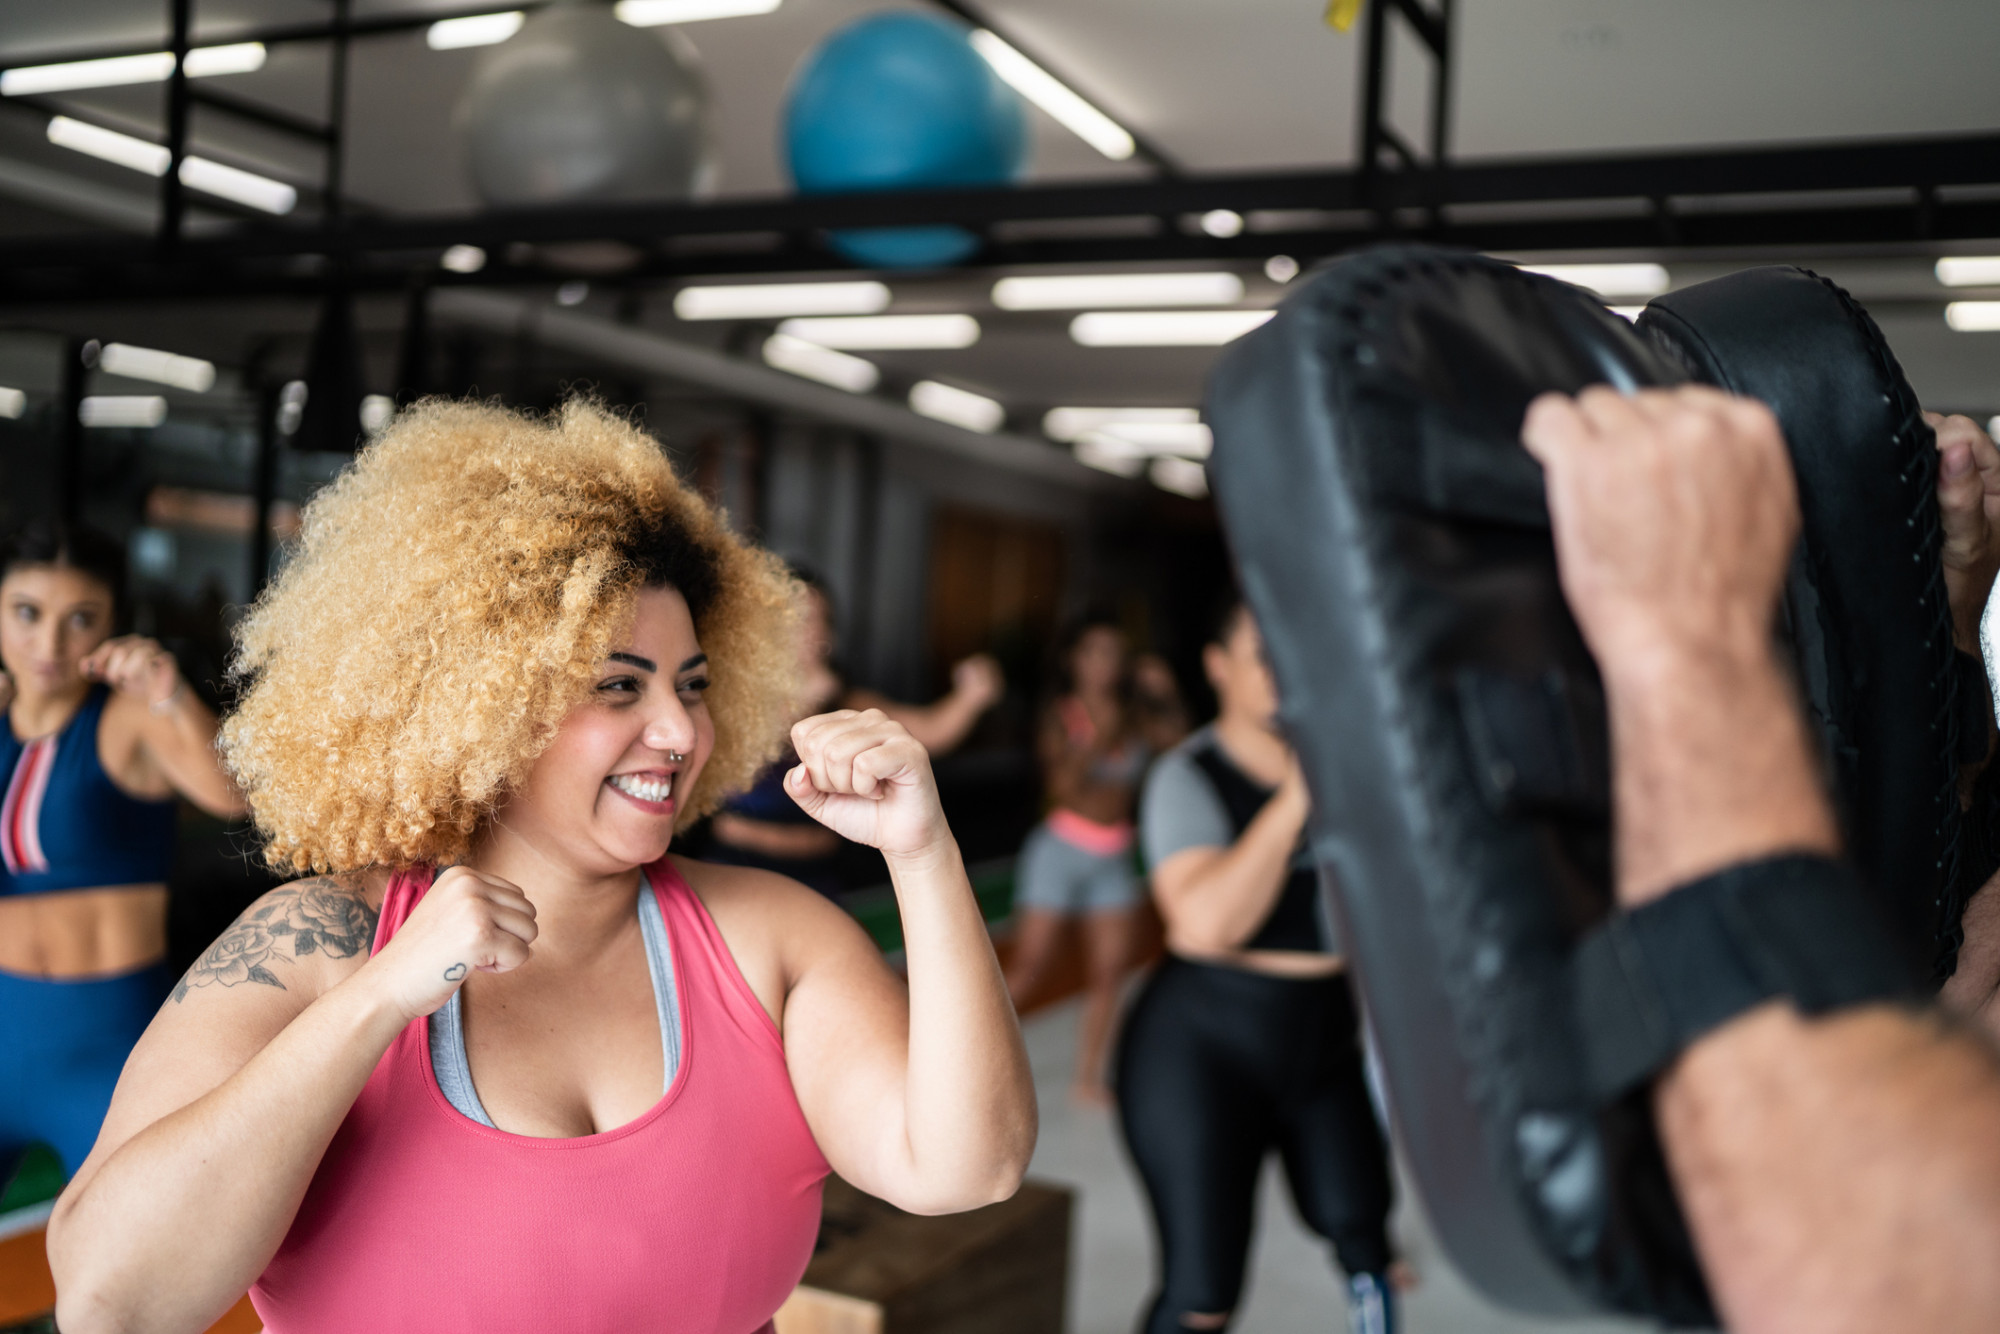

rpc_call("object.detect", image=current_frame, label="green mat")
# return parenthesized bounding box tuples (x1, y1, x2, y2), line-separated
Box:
(0, 1144, 62, 1214)
(844, 858, 1015, 955)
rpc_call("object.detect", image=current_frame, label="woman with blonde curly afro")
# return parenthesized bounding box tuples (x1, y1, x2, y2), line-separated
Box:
(48, 399, 1036, 1334)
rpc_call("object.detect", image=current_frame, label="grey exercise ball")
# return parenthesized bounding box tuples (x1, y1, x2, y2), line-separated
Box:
(456, 4, 714, 207)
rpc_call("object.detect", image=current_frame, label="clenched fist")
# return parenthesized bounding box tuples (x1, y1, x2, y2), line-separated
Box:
(359, 866, 538, 1022)
(82, 635, 181, 709)
(785, 709, 952, 862)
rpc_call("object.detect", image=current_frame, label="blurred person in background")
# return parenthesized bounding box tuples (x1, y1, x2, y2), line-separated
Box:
(0, 521, 243, 1186)
(1007, 612, 1186, 1105)
(707, 568, 1004, 895)
(1117, 593, 1401, 1334)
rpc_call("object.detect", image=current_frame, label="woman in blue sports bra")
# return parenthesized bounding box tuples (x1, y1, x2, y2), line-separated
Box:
(0, 522, 243, 1181)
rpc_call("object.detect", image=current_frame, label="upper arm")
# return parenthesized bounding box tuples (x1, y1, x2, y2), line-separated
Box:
(681, 858, 914, 1188)
(69, 875, 380, 1191)
(106, 692, 245, 817)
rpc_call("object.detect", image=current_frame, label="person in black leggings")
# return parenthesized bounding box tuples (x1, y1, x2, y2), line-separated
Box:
(1116, 594, 1399, 1334)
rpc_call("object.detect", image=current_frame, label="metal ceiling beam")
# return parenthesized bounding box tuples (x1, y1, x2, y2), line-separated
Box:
(428, 289, 1117, 491)
(2, 132, 1997, 304)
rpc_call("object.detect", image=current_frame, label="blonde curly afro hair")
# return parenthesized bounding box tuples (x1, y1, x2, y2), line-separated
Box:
(223, 397, 802, 873)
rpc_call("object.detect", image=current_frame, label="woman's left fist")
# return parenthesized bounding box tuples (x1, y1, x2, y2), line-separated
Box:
(786, 709, 951, 860)
(81, 636, 180, 709)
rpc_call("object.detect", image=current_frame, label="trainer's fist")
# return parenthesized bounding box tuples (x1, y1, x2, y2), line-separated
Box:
(786, 709, 951, 860)
(361, 866, 538, 1022)
(82, 635, 179, 709)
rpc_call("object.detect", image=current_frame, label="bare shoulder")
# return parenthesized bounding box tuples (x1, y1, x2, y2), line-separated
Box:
(172, 869, 389, 1007)
(669, 855, 884, 1024)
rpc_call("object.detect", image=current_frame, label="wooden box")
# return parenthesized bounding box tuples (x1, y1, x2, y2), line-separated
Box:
(774, 1177, 1071, 1334)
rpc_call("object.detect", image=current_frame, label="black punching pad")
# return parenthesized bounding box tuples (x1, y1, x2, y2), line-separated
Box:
(1637, 269, 1964, 984)
(1203, 246, 1712, 1324)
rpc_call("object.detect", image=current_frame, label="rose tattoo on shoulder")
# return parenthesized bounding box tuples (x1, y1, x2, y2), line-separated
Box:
(173, 876, 380, 1003)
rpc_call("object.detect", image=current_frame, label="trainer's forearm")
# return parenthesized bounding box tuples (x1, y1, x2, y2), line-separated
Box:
(1607, 646, 2000, 1332)
(1656, 1004, 2000, 1333)
(50, 978, 407, 1334)
(886, 837, 1035, 1211)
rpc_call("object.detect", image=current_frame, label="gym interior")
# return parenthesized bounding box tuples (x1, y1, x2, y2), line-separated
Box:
(2, 2, 1998, 1333)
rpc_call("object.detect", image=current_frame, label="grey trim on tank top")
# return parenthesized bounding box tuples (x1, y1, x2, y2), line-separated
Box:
(429, 882, 682, 1129)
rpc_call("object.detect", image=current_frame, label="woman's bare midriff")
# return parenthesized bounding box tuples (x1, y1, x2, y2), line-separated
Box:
(0, 885, 170, 978)
(1170, 945, 1346, 979)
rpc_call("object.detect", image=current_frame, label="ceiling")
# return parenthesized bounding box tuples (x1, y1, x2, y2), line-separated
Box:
(1, 0, 1998, 457)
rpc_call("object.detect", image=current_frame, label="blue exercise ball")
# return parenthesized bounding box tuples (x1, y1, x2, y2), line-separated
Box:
(784, 12, 1028, 269)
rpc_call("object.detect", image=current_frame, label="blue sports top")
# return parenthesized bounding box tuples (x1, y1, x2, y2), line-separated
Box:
(0, 686, 177, 897)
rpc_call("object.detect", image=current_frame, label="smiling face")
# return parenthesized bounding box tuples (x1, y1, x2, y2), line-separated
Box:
(0, 564, 115, 702)
(492, 585, 716, 877)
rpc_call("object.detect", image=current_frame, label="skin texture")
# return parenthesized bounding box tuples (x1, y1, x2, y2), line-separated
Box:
(1006, 625, 1187, 1105)
(0, 565, 243, 978)
(711, 586, 1004, 862)
(1149, 609, 1339, 979)
(47, 586, 1035, 1334)
(1522, 385, 2000, 1334)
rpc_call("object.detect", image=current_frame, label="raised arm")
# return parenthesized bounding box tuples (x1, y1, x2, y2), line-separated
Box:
(845, 653, 1004, 756)
(766, 709, 1035, 1214)
(1149, 759, 1307, 955)
(1524, 385, 2000, 1334)
(49, 869, 537, 1334)
(86, 635, 244, 818)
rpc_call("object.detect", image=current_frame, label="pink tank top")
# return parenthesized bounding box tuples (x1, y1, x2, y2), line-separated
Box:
(251, 860, 829, 1334)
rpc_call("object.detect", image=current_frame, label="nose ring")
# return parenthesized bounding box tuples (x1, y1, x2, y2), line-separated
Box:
(667, 750, 686, 764)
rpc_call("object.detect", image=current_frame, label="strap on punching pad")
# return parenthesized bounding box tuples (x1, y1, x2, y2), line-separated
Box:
(1575, 856, 1918, 1102)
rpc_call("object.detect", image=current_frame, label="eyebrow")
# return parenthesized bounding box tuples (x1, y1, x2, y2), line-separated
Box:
(607, 652, 656, 672)
(677, 653, 709, 675)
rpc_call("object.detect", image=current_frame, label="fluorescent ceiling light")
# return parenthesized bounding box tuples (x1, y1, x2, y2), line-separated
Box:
(1938, 257, 2000, 288)
(47, 116, 295, 214)
(426, 12, 525, 49)
(79, 395, 167, 428)
(360, 395, 396, 436)
(2, 43, 264, 96)
(992, 272, 1243, 311)
(1990, 415, 2000, 442)
(1199, 209, 1244, 239)
(1073, 435, 1146, 478)
(762, 333, 879, 393)
(1946, 302, 2000, 332)
(1264, 255, 1299, 283)
(675, 280, 889, 321)
(441, 244, 487, 274)
(910, 380, 1005, 433)
(0, 387, 24, 419)
(778, 314, 979, 350)
(968, 29, 1134, 162)
(1069, 309, 1274, 347)
(180, 43, 266, 77)
(99, 342, 215, 392)
(1090, 421, 1213, 458)
(48, 116, 169, 174)
(1150, 456, 1208, 498)
(1043, 406, 1199, 442)
(615, 0, 783, 26)
(1518, 262, 1670, 299)
(178, 155, 295, 214)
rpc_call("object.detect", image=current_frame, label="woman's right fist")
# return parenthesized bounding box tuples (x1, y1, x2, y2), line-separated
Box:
(362, 866, 538, 1022)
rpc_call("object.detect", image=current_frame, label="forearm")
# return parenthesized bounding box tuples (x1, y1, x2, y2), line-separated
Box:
(1610, 647, 2000, 1330)
(50, 978, 405, 1334)
(869, 692, 983, 755)
(885, 837, 1034, 1211)
(149, 690, 245, 818)
(1657, 1003, 2000, 1333)
(1159, 803, 1302, 953)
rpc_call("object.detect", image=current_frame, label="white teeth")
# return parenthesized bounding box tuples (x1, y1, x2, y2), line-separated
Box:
(609, 773, 674, 803)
